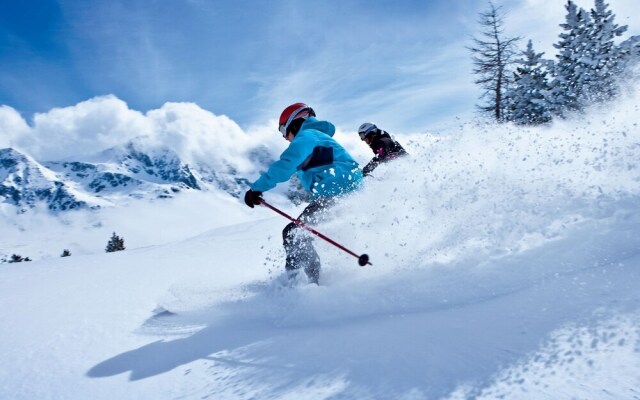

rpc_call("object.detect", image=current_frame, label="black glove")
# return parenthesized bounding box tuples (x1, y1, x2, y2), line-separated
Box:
(244, 190, 263, 208)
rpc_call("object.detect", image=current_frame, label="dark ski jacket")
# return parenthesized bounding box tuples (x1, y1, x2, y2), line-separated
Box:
(362, 131, 407, 176)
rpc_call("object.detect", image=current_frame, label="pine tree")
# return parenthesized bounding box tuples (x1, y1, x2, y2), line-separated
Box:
(551, 0, 635, 115)
(551, 1, 592, 117)
(582, 0, 628, 103)
(618, 35, 640, 81)
(105, 232, 126, 253)
(9, 254, 24, 263)
(469, 2, 520, 122)
(507, 40, 553, 125)
(8, 254, 31, 263)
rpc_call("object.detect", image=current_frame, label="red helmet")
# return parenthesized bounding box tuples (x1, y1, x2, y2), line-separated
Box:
(278, 103, 315, 137)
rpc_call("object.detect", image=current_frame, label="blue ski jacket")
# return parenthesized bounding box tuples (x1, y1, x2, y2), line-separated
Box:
(251, 117, 363, 198)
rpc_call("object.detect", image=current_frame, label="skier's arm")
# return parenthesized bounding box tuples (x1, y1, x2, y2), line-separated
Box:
(250, 140, 307, 193)
(362, 158, 379, 176)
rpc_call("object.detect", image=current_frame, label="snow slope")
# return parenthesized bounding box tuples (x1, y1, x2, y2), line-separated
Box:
(1, 90, 640, 398)
(0, 205, 638, 399)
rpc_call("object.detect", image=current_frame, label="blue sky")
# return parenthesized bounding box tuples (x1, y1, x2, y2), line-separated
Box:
(1, 0, 638, 133)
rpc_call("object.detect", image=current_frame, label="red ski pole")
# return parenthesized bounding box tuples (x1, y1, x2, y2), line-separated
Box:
(259, 199, 372, 266)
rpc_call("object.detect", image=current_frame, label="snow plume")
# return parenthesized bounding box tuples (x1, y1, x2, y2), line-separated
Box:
(291, 80, 640, 321)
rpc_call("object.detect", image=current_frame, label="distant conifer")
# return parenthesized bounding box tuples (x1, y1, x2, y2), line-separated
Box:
(8, 254, 31, 263)
(469, 2, 520, 122)
(105, 232, 126, 253)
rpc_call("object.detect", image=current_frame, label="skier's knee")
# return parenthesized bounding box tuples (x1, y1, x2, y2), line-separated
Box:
(282, 222, 297, 243)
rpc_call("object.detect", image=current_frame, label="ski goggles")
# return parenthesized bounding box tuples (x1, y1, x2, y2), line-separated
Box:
(358, 126, 376, 140)
(278, 123, 288, 138)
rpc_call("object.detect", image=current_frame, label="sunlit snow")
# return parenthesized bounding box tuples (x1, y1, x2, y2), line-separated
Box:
(1, 83, 639, 398)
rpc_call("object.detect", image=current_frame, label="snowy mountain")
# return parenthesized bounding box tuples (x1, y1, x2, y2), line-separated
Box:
(0, 148, 104, 212)
(46, 141, 204, 201)
(0, 139, 277, 213)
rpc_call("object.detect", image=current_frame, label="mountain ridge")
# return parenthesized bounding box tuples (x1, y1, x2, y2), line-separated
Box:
(0, 140, 273, 213)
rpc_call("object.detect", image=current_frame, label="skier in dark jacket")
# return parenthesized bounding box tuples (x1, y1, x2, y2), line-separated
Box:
(244, 103, 363, 284)
(358, 123, 407, 176)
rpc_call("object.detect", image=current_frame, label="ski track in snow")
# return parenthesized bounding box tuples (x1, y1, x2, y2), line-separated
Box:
(2, 88, 640, 399)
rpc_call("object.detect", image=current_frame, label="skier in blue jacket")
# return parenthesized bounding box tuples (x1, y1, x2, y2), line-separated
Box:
(244, 103, 363, 284)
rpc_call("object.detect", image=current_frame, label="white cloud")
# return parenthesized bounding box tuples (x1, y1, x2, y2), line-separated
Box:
(144, 102, 252, 167)
(0, 95, 288, 174)
(0, 106, 30, 149)
(23, 95, 151, 161)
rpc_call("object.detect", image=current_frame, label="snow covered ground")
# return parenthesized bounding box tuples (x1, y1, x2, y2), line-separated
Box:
(1, 89, 640, 398)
